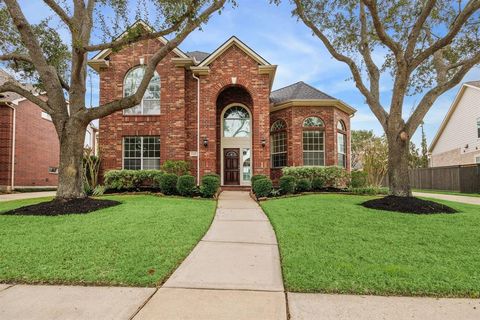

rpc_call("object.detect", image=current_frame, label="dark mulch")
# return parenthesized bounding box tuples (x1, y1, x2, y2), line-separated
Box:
(361, 195, 458, 214)
(3, 198, 121, 216)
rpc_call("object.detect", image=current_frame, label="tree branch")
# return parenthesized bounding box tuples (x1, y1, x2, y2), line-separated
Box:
(0, 53, 32, 63)
(410, 0, 480, 70)
(294, 0, 388, 128)
(83, 2, 197, 52)
(85, 0, 227, 121)
(42, 0, 73, 30)
(404, 0, 437, 59)
(359, 2, 380, 101)
(0, 81, 53, 113)
(406, 52, 480, 135)
(362, 0, 402, 55)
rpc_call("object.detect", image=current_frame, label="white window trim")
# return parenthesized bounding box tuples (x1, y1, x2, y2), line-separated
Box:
(337, 132, 347, 168)
(41, 111, 52, 121)
(122, 136, 160, 170)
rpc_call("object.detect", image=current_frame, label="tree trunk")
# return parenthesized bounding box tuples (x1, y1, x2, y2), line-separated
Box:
(56, 120, 87, 200)
(387, 133, 412, 197)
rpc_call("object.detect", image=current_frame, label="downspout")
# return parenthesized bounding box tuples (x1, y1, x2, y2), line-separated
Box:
(6, 104, 16, 191)
(192, 72, 201, 185)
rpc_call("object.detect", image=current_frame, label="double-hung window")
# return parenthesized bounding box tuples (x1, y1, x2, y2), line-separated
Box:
(270, 120, 287, 168)
(302, 117, 325, 166)
(123, 137, 160, 170)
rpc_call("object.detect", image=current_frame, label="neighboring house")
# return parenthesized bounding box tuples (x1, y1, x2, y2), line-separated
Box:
(0, 69, 98, 191)
(89, 21, 356, 187)
(429, 81, 480, 167)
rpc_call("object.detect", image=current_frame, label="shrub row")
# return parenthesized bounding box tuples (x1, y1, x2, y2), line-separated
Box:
(104, 169, 220, 198)
(282, 166, 350, 188)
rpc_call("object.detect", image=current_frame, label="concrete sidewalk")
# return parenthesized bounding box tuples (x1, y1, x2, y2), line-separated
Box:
(134, 191, 287, 320)
(0, 191, 56, 202)
(414, 192, 480, 205)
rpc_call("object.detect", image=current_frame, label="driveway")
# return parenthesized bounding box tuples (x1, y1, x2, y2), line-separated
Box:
(414, 191, 480, 205)
(0, 191, 56, 202)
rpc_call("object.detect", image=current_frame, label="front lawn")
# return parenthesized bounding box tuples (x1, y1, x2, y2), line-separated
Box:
(261, 194, 480, 297)
(0, 195, 215, 286)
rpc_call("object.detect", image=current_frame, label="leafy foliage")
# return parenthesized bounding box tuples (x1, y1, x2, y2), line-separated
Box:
(350, 170, 368, 188)
(251, 174, 268, 185)
(279, 175, 296, 195)
(159, 173, 178, 195)
(161, 160, 190, 176)
(104, 169, 163, 190)
(200, 175, 220, 198)
(176, 175, 197, 197)
(252, 178, 273, 198)
(296, 178, 312, 192)
(282, 166, 350, 188)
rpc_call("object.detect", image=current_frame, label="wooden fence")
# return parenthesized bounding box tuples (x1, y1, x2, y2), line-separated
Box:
(383, 164, 480, 193)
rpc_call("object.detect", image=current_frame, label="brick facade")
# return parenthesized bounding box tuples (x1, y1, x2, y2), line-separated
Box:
(0, 100, 59, 190)
(96, 36, 353, 186)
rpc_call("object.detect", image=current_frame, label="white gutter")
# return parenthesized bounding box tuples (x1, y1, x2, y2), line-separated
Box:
(6, 104, 16, 191)
(192, 73, 201, 185)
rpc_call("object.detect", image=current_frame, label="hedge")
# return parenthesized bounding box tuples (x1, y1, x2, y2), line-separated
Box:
(159, 173, 178, 195)
(200, 175, 220, 198)
(282, 166, 350, 188)
(104, 170, 164, 190)
(351, 170, 368, 188)
(296, 178, 311, 192)
(251, 175, 268, 186)
(279, 175, 296, 195)
(177, 175, 197, 197)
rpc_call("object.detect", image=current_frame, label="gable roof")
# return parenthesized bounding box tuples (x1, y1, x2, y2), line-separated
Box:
(88, 20, 190, 71)
(186, 51, 210, 64)
(429, 82, 480, 152)
(197, 36, 271, 67)
(270, 81, 335, 104)
(270, 81, 356, 116)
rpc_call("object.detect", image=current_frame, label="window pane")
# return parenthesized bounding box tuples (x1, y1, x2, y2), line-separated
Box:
(224, 118, 251, 137)
(242, 148, 251, 181)
(303, 131, 324, 166)
(271, 131, 287, 168)
(303, 117, 324, 127)
(123, 136, 159, 170)
(477, 118, 480, 138)
(124, 67, 160, 115)
(271, 120, 287, 132)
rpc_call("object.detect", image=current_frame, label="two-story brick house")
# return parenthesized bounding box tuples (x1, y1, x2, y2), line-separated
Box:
(89, 22, 355, 187)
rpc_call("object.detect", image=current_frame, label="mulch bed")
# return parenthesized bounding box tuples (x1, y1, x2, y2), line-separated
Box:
(361, 195, 458, 214)
(3, 198, 121, 216)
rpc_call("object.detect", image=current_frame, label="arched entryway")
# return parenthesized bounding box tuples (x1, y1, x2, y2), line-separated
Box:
(216, 86, 253, 186)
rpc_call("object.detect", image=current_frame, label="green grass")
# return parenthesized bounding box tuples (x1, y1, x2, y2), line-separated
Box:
(413, 189, 480, 198)
(261, 194, 480, 297)
(0, 195, 215, 287)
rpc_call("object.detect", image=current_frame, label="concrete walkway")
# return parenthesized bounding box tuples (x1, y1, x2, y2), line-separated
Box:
(414, 191, 480, 205)
(134, 191, 286, 319)
(0, 191, 56, 202)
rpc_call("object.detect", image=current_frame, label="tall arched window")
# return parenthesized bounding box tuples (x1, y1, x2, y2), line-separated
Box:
(223, 105, 251, 137)
(123, 66, 160, 115)
(271, 119, 287, 168)
(337, 120, 347, 168)
(303, 116, 325, 166)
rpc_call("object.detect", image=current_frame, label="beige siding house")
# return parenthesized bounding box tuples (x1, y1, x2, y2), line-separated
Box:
(429, 82, 480, 167)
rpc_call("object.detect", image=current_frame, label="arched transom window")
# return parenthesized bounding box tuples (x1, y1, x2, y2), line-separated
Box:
(271, 119, 287, 168)
(337, 120, 347, 168)
(302, 116, 325, 166)
(223, 105, 251, 137)
(123, 66, 161, 115)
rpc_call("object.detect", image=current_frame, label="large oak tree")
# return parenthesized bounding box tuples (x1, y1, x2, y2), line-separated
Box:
(0, 0, 229, 199)
(285, 0, 480, 196)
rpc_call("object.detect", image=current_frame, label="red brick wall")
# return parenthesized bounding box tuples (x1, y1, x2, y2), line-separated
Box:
(269, 105, 351, 181)
(192, 44, 272, 179)
(0, 105, 13, 189)
(13, 100, 59, 187)
(98, 38, 186, 174)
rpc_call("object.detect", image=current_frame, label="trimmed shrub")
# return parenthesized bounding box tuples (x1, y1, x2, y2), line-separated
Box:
(161, 160, 190, 176)
(279, 175, 296, 195)
(296, 178, 311, 193)
(177, 175, 196, 197)
(348, 186, 389, 195)
(159, 173, 178, 195)
(201, 175, 220, 198)
(350, 170, 368, 188)
(104, 169, 164, 191)
(282, 166, 350, 188)
(251, 174, 268, 186)
(253, 178, 273, 198)
(311, 177, 325, 191)
(104, 170, 141, 190)
(203, 172, 220, 179)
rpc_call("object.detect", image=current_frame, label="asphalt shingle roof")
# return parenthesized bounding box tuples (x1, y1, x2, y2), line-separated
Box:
(186, 51, 210, 64)
(270, 81, 336, 104)
(465, 80, 480, 88)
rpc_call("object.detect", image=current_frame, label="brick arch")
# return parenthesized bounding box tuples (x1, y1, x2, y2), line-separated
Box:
(215, 85, 254, 111)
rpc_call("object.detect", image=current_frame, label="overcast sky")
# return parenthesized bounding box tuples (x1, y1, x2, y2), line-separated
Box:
(18, 0, 480, 146)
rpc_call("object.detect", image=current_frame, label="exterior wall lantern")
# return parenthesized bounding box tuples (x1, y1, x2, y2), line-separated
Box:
(203, 136, 209, 147)
(261, 138, 266, 148)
